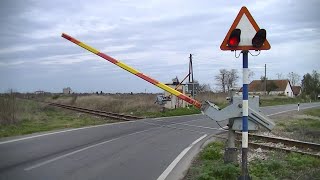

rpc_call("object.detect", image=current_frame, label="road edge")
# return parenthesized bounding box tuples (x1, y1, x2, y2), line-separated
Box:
(163, 132, 226, 180)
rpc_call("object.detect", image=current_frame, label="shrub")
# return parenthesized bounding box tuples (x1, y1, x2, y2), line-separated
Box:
(0, 90, 17, 125)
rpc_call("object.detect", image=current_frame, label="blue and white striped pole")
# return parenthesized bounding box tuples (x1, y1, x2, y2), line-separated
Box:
(241, 50, 250, 179)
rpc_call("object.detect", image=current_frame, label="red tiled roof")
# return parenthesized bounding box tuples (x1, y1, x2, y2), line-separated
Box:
(292, 86, 301, 95)
(239, 79, 290, 92)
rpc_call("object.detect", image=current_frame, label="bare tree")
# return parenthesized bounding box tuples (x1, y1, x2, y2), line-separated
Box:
(248, 69, 255, 82)
(215, 69, 227, 93)
(260, 76, 268, 81)
(287, 72, 301, 86)
(226, 69, 239, 92)
(215, 69, 239, 93)
(198, 83, 211, 92)
(276, 73, 284, 79)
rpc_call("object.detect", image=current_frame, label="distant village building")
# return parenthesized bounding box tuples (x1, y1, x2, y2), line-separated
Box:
(163, 77, 188, 109)
(164, 84, 187, 109)
(239, 79, 294, 97)
(34, 90, 45, 94)
(63, 87, 72, 94)
(292, 86, 302, 97)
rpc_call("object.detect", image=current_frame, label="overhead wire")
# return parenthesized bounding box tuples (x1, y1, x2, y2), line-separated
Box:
(248, 50, 261, 56)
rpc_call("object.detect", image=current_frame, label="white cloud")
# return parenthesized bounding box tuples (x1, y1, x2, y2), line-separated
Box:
(0, 60, 25, 67)
(0, 46, 35, 54)
(101, 44, 135, 53)
(38, 52, 92, 65)
(0, 0, 319, 92)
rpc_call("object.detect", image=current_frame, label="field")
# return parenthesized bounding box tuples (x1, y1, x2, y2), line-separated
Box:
(0, 97, 116, 138)
(184, 107, 320, 180)
(0, 91, 318, 138)
(270, 107, 320, 143)
(44, 92, 230, 117)
(259, 95, 315, 107)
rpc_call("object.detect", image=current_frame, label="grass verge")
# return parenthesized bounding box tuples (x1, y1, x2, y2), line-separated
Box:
(0, 99, 116, 138)
(260, 96, 319, 107)
(184, 141, 320, 180)
(185, 108, 320, 179)
(133, 106, 201, 118)
(303, 108, 320, 117)
(273, 108, 320, 143)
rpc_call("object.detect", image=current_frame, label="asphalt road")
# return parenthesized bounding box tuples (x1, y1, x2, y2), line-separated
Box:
(0, 102, 319, 180)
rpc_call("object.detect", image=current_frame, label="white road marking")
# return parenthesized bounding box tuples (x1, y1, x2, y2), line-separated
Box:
(0, 121, 136, 145)
(24, 127, 159, 171)
(142, 121, 206, 134)
(0, 115, 203, 145)
(145, 118, 228, 133)
(267, 104, 320, 117)
(168, 122, 225, 131)
(153, 117, 204, 123)
(153, 114, 202, 120)
(157, 134, 207, 180)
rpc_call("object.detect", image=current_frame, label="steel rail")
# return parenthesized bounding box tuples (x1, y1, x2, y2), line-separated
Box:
(235, 133, 320, 158)
(49, 103, 143, 121)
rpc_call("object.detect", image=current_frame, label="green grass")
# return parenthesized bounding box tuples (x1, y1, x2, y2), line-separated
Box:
(260, 97, 315, 107)
(133, 106, 201, 118)
(275, 108, 320, 142)
(185, 141, 320, 180)
(285, 118, 320, 131)
(186, 141, 241, 180)
(304, 108, 320, 117)
(250, 152, 320, 180)
(0, 99, 114, 138)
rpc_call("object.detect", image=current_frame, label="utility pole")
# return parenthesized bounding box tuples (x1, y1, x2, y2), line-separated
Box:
(264, 64, 267, 95)
(189, 54, 195, 99)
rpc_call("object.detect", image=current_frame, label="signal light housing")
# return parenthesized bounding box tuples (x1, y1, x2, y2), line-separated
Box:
(252, 29, 266, 48)
(228, 29, 241, 47)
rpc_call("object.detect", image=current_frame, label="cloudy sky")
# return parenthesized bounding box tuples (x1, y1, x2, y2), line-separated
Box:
(1, 0, 319, 93)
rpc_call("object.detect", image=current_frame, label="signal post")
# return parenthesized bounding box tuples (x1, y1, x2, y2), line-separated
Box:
(220, 6, 271, 180)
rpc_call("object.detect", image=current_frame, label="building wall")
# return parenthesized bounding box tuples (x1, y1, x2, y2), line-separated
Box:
(164, 85, 187, 109)
(269, 91, 285, 95)
(63, 88, 72, 94)
(239, 82, 294, 97)
(284, 83, 294, 97)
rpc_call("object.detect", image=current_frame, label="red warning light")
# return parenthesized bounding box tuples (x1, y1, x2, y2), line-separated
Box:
(227, 29, 241, 47)
(228, 37, 239, 47)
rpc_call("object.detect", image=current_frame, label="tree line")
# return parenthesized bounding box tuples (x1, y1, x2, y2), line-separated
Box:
(213, 69, 319, 99)
(301, 70, 320, 100)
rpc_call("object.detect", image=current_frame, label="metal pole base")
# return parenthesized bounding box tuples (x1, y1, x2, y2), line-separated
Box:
(238, 148, 251, 180)
(224, 148, 238, 164)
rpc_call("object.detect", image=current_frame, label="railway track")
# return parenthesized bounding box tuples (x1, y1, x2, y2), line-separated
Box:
(48, 103, 144, 121)
(236, 133, 320, 158)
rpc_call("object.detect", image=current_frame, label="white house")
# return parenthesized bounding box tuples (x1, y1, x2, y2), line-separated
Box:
(164, 83, 187, 109)
(239, 79, 294, 97)
(63, 87, 72, 94)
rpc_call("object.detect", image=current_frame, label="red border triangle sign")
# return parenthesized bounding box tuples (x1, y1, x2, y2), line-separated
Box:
(220, 6, 271, 51)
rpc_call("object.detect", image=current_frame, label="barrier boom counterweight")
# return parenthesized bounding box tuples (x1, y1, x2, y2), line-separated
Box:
(61, 33, 201, 109)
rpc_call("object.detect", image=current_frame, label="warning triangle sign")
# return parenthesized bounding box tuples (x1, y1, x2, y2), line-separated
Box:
(220, 6, 271, 51)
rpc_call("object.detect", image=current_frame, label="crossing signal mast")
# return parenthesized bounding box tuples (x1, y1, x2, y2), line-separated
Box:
(220, 6, 271, 180)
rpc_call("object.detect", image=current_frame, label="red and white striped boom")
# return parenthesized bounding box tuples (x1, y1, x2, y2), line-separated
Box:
(61, 33, 202, 109)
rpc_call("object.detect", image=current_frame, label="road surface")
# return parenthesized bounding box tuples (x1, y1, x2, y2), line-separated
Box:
(0, 102, 319, 180)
